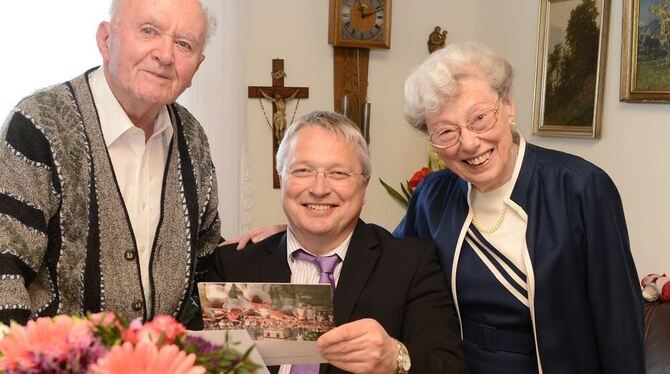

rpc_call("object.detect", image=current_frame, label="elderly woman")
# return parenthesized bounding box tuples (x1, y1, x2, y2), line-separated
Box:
(394, 41, 644, 373)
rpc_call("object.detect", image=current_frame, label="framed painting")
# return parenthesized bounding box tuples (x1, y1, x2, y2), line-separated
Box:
(620, 0, 670, 102)
(532, 0, 611, 138)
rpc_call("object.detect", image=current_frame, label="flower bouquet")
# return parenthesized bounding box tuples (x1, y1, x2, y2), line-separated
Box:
(0, 312, 261, 373)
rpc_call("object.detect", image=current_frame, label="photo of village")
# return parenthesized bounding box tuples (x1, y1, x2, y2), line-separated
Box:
(198, 282, 335, 342)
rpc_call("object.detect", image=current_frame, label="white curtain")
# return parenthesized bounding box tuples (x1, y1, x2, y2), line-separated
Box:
(179, 0, 246, 238)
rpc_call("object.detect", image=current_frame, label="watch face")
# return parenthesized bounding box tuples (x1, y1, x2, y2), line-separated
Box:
(340, 0, 385, 41)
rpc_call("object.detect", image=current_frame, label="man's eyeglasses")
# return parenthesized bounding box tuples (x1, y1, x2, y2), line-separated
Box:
(285, 168, 366, 185)
(428, 97, 501, 149)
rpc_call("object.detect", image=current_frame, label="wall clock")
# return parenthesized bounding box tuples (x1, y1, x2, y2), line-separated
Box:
(328, 0, 392, 49)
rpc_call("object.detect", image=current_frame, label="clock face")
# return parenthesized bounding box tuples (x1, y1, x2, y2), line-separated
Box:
(329, 0, 391, 49)
(341, 0, 385, 41)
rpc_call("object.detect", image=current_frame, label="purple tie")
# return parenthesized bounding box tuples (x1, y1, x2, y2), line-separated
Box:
(290, 249, 341, 374)
(292, 249, 341, 296)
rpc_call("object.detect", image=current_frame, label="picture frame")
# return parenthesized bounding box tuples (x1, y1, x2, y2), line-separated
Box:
(532, 0, 611, 138)
(620, 0, 670, 103)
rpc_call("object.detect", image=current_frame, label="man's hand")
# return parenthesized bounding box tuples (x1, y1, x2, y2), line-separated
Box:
(220, 224, 287, 249)
(317, 318, 399, 374)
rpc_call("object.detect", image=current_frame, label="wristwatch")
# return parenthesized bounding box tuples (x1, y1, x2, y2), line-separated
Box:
(396, 340, 411, 374)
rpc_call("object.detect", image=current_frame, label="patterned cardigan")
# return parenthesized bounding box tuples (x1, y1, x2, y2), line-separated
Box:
(0, 69, 221, 324)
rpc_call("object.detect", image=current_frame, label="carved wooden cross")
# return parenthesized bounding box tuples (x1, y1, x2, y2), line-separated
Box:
(249, 59, 309, 188)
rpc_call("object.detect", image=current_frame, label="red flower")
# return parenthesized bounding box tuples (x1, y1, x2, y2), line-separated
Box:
(407, 167, 431, 189)
(380, 150, 445, 208)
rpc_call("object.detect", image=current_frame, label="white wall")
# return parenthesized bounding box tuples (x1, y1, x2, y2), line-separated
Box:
(0, 2, 110, 116)
(241, 1, 669, 278)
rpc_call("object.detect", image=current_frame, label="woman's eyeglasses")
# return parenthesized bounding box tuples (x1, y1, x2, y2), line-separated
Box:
(428, 97, 501, 149)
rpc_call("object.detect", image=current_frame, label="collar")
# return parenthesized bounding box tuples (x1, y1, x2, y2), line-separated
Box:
(88, 67, 172, 147)
(285, 227, 352, 265)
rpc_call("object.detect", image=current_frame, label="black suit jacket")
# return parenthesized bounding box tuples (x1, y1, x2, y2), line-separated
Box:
(205, 220, 467, 374)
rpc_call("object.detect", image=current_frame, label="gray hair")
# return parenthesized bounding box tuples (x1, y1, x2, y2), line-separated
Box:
(109, 0, 217, 48)
(275, 111, 372, 178)
(403, 41, 514, 133)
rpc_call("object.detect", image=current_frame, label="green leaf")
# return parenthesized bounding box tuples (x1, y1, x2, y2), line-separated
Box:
(379, 178, 409, 208)
(400, 182, 412, 200)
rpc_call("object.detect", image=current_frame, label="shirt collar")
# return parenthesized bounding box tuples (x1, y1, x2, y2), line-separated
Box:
(88, 67, 172, 147)
(285, 227, 352, 265)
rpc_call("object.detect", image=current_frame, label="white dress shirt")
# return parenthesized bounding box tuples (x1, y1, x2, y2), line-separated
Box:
(89, 67, 173, 315)
(277, 228, 353, 374)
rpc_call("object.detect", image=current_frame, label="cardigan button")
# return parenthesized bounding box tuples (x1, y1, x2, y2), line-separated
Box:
(132, 300, 143, 311)
(124, 250, 135, 261)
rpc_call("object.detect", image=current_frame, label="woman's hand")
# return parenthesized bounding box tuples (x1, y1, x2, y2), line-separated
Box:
(220, 224, 287, 249)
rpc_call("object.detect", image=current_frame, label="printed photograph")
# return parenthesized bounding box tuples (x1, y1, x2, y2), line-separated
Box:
(198, 283, 335, 342)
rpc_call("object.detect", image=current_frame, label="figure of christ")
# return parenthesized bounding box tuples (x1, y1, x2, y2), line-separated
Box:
(260, 88, 299, 143)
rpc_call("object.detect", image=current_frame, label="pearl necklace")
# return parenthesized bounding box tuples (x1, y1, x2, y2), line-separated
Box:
(471, 203, 508, 234)
(470, 144, 518, 234)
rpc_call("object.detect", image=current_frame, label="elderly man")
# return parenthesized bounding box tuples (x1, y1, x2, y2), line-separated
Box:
(0, 0, 219, 325)
(206, 111, 467, 374)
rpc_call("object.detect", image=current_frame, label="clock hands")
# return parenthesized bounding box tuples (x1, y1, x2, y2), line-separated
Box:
(362, 7, 382, 18)
(357, 2, 383, 18)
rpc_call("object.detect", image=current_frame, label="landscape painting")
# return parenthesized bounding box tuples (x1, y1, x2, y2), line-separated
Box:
(533, 0, 610, 137)
(620, 0, 670, 102)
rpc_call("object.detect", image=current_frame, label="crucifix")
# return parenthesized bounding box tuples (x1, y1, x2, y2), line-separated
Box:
(249, 59, 309, 188)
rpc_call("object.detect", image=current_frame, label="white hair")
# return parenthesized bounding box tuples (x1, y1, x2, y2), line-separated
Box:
(275, 111, 371, 178)
(108, 0, 217, 47)
(403, 41, 514, 133)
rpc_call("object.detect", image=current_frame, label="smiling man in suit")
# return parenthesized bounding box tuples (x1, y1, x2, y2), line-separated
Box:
(206, 111, 467, 374)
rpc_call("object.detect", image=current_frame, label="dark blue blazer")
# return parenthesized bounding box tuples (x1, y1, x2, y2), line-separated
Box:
(206, 220, 468, 374)
(395, 142, 644, 374)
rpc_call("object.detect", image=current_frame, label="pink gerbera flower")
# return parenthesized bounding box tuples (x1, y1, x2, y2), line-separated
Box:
(0, 315, 98, 371)
(91, 341, 205, 374)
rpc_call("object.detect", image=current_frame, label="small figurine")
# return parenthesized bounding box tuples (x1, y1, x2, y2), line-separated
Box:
(427, 26, 448, 53)
(641, 273, 670, 302)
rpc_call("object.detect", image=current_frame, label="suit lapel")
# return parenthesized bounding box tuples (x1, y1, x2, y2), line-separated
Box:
(254, 233, 291, 283)
(333, 220, 380, 325)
